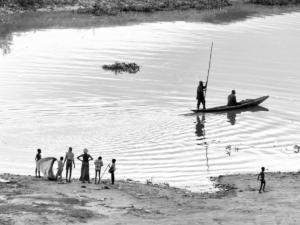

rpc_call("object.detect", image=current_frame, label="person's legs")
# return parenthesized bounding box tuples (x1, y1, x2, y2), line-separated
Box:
(98, 169, 101, 184)
(68, 167, 72, 182)
(80, 163, 84, 183)
(95, 170, 98, 184)
(86, 163, 91, 183)
(58, 171, 62, 182)
(82, 165, 87, 183)
(197, 99, 200, 110)
(259, 181, 263, 193)
(111, 172, 115, 185)
(202, 99, 206, 110)
(262, 180, 266, 192)
(66, 168, 69, 182)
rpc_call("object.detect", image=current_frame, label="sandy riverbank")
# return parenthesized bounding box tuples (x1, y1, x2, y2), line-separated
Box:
(1, 172, 300, 224)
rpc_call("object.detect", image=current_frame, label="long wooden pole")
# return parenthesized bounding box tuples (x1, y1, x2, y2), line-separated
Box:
(204, 42, 214, 97)
(100, 163, 110, 179)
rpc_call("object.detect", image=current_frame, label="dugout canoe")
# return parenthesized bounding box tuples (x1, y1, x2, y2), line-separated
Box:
(191, 96, 269, 113)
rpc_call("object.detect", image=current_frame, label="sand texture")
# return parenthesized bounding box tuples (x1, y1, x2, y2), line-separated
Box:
(1, 172, 300, 224)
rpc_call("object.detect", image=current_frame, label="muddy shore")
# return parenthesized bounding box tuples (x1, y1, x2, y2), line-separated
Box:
(1, 172, 300, 224)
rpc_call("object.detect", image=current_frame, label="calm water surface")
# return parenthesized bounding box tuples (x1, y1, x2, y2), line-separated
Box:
(0, 12, 300, 191)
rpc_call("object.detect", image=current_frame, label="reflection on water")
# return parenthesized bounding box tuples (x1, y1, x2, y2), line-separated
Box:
(0, 10, 300, 192)
(226, 106, 269, 125)
(225, 145, 240, 156)
(194, 114, 209, 173)
(195, 115, 206, 140)
(195, 115, 209, 172)
(0, 33, 12, 55)
(227, 111, 237, 125)
(194, 106, 269, 171)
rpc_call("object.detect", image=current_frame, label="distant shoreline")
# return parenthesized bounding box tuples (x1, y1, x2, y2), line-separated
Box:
(0, 0, 299, 19)
(1, 0, 299, 30)
(0, 0, 231, 19)
(0, 1, 299, 35)
(1, 171, 300, 224)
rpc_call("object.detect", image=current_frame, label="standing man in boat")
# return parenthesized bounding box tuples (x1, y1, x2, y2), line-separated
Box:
(227, 90, 237, 106)
(196, 81, 207, 110)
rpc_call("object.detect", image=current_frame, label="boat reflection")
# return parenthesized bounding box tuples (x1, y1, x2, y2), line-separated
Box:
(226, 106, 269, 125)
(194, 106, 269, 170)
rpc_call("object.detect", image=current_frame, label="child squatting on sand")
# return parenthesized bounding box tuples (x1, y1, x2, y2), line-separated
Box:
(257, 167, 266, 193)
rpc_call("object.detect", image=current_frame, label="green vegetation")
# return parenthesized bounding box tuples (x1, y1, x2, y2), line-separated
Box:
(102, 62, 140, 74)
(92, 0, 231, 15)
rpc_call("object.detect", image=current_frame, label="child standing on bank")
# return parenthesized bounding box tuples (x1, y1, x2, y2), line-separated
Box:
(35, 149, 42, 178)
(108, 159, 116, 185)
(94, 156, 103, 184)
(56, 157, 64, 182)
(257, 167, 266, 193)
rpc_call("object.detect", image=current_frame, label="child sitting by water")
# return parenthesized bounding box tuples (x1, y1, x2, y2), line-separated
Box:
(94, 156, 103, 184)
(56, 157, 64, 182)
(257, 167, 266, 193)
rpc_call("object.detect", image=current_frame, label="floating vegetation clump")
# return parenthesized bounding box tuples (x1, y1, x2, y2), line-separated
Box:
(102, 62, 140, 74)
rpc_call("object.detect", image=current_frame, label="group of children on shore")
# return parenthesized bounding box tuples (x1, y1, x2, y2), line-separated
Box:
(35, 148, 117, 185)
(35, 149, 267, 192)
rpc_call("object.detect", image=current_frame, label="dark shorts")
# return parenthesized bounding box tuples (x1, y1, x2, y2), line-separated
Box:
(197, 96, 205, 102)
(66, 160, 73, 169)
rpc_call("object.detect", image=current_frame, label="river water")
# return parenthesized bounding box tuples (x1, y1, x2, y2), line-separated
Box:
(0, 10, 300, 191)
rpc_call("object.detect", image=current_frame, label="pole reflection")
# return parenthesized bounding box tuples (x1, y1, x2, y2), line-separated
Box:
(195, 115, 209, 171)
(194, 106, 269, 169)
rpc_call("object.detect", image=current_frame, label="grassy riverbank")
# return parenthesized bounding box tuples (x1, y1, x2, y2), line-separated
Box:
(0, 0, 231, 14)
(0, 0, 299, 22)
(249, 0, 300, 5)
(1, 0, 300, 55)
(90, 0, 231, 16)
(1, 172, 300, 224)
(0, 0, 83, 8)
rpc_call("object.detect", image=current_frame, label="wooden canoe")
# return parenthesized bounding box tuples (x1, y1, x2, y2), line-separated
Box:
(191, 96, 269, 113)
